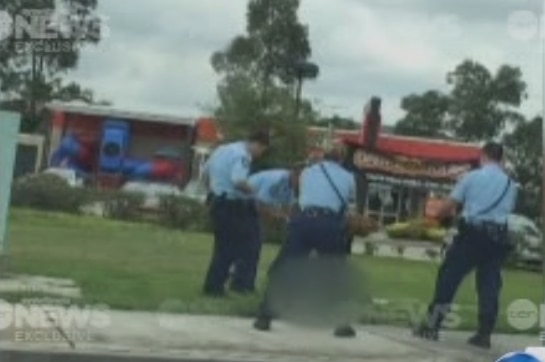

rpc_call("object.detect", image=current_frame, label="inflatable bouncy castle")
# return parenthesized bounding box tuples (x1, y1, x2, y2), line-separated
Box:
(50, 133, 96, 175)
(49, 119, 184, 185)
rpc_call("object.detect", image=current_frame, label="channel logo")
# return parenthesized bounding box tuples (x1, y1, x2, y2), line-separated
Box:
(497, 348, 545, 362)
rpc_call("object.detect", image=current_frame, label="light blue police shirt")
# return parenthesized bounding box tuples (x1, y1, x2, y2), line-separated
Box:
(248, 169, 294, 207)
(299, 161, 355, 213)
(450, 163, 518, 224)
(202, 141, 251, 199)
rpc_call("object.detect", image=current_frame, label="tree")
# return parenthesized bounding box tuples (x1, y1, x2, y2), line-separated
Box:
(447, 60, 526, 141)
(212, 0, 311, 89)
(503, 116, 542, 219)
(312, 115, 359, 130)
(394, 60, 527, 141)
(394, 90, 450, 138)
(211, 0, 315, 166)
(0, 0, 104, 132)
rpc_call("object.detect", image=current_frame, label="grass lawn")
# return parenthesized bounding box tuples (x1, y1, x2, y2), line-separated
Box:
(5, 208, 543, 333)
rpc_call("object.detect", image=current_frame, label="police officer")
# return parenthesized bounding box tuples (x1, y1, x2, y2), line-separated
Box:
(231, 166, 302, 293)
(414, 142, 517, 349)
(253, 147, 357, 338)
(201, 131, 269, 297)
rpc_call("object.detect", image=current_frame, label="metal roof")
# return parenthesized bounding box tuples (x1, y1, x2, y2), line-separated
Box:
(46, 102, 196, 127)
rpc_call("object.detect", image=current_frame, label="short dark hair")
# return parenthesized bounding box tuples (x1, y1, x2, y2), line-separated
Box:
(247, 130, 270, 147)
(482, 142, 504, 162)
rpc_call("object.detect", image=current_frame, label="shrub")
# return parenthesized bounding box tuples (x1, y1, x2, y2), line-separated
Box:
(11, 174, 92, 214)
(93, 190, 145, 221)
(158, 195, 211, 232)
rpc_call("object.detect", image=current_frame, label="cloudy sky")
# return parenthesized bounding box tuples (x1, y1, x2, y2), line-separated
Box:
(71, 0, 544, 125)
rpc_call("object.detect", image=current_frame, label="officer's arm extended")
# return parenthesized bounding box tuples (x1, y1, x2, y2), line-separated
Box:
(231, 156, 253, 194)
(436, 173, 472, 219)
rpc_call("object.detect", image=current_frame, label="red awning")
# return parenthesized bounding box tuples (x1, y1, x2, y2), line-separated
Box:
(344, 134, 481, 163)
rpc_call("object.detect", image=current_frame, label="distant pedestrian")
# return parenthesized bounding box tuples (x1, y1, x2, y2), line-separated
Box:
(253, 146, 358, 338)
(201, 131, 270, 297)
(413, 142, 518, 349)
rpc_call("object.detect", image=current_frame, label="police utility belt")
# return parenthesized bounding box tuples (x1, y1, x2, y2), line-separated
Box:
(300, 206, 343, 218)
(208, 193, 256, 211)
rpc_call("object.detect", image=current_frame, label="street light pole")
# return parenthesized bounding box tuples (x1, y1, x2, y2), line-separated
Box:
(292, 60, 319, 121)
(294, 74, 304, 120)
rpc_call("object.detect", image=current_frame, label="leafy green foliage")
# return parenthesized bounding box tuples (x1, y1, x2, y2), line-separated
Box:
(212, 0, 311, 86)
(311, 115, 359, 130)
(504, 117, 542, 219)
(11, 173, 92, 213)
(93, 190, 145, 222)
(395, 60, 527, 141)
(394, 91, 449, 138)
(0, 0, 105, 132)
(211, 0, 316, 167)
(158, 195, 211, 232)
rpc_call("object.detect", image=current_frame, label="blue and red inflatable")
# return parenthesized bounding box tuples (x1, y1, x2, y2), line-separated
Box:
(50, 133, 183, 183)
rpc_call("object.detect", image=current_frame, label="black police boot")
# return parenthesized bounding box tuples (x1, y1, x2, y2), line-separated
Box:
(412, 322, 439, 341)
(334, 325, 357, 338)
(467, 333, 491, 349)
(253, 316, 271, 332)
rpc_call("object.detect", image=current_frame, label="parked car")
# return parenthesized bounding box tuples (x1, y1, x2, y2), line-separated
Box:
(508, 214, 542, 267)
(43, 168, 85, 187)
(121, 181, 182, 209)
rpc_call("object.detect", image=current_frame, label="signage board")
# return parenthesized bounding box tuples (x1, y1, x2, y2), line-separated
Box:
(352, 148, 473, 183)
(0, 112, 21, 254)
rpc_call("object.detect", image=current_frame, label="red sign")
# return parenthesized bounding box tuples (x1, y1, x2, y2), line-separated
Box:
(352, 149, 472, 182)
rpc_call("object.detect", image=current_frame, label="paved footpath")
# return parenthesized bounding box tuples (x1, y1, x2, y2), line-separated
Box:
(0, 305, 541, 362)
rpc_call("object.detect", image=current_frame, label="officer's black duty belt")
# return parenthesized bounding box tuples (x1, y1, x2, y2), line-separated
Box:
(300, 206, 341, 217)
(209, 193, 254, 207)
(458, 219, 507, 234)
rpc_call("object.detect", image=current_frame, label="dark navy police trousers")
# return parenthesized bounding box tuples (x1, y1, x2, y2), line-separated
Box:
(257, 208, 349, 319)
(203, 196, 260, 294)
(427, 223, 510, 335)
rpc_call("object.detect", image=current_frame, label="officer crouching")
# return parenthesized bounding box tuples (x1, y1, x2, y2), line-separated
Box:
(413, 142, 518, 349)
(253, 146, 357, 338)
